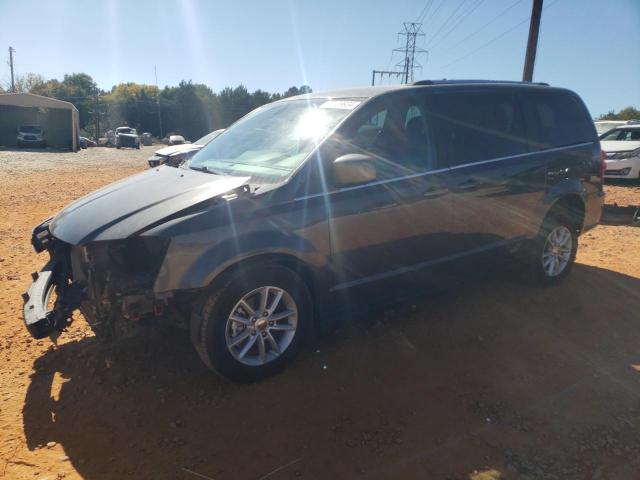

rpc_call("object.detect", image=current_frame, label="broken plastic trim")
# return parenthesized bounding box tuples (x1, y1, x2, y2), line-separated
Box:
(22, 246, 84, 340)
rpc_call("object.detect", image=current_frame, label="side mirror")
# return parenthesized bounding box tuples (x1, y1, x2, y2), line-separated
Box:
(332, 153, 377, 187)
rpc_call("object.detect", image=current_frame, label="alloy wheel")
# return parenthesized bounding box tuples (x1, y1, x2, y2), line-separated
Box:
(541, 225, 573, 277)
(225, 286, 298, 366)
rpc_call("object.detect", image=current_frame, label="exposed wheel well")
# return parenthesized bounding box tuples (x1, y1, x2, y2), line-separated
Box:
(548, 195, 585, 233)
(208, 253, 319, 312)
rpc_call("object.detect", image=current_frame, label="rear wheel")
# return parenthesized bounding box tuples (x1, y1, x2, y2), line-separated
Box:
(520, 214, 578, 286)
(191, 265, 312, 381)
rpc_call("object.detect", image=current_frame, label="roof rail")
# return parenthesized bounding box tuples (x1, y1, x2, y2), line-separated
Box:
(412, 79, 550, 86)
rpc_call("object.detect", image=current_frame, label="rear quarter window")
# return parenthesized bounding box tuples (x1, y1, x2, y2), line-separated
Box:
(522, 90, 595, 150)
(426, 90, 528, 167)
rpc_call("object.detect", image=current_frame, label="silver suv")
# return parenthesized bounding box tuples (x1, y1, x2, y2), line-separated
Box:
(17, 125, 46, 148)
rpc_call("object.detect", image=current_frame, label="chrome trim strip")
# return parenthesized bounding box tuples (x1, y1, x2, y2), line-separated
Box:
(449, 141, 594, 171)
(294, 141, 594, 201)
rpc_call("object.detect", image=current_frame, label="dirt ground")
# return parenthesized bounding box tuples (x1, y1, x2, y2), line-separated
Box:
(1, 147, 639, 480)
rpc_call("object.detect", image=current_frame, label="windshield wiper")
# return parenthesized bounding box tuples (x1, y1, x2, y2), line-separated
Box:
(190, 165, 226, 175)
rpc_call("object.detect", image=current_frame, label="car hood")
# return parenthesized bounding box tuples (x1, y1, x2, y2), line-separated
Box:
(153, 143, 202, 157)
(600, 141, 640, 153)
(50, 167, 250, 245)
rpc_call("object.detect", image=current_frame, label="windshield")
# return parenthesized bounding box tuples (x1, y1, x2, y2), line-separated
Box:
(594, 122, 623, 134)
(190, 99, 357, 182)
(194, 129, 224, 146)
(117, 128, 135, 134)
(19, 126, 42, 134)
(600, 128, 640, 141)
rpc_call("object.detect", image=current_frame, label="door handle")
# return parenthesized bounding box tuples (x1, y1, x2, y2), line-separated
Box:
(456, 179, 479, 191)
(422, 187, 448, 199)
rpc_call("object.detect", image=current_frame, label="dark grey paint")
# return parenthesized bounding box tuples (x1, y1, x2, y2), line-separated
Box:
(46, 82, 603, 304)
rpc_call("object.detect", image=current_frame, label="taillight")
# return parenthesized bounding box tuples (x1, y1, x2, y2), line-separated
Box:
(599, 149, 607, 180)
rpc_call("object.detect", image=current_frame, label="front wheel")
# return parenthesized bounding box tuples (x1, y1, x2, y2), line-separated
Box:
(191, 265, 312, 381)
(520, 215, 578, 286)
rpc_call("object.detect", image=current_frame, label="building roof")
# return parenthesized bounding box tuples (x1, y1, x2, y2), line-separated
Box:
(0, 92, 78, 111)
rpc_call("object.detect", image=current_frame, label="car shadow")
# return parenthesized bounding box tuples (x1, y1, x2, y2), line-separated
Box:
(22, 263, 640, 479)
(605, 178, 640, 187)
(601, 204, 640, 226)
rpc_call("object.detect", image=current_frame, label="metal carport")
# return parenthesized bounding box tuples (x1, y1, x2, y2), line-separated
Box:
(0, 93, 80, 151)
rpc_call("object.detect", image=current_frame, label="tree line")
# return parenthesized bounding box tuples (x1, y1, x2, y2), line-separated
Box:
(597, 106, 640, 121)
(4, 72, 311, 141)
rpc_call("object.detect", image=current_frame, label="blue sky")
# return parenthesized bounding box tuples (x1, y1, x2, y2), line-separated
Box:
(0, 0, 638, 117)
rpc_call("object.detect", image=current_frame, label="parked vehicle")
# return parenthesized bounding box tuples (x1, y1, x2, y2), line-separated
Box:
(115, 127, 140, 149)
(168, 134, 186, 145)
(79, 136, 97, 148)
(141, 133, 153, 146)
(594, 119, 640, 135)
(22, 80, 603, 381)
(148, 129, 224, 167)
(17, 125, 46, 148)
(98, 130, 116, 147)
(600, 124, 640, 179)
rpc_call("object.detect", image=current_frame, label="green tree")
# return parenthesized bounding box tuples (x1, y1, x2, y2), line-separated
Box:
(31, 73, 99, 129)
(13, 73, 45, 93)
(598, 106, 640, 121)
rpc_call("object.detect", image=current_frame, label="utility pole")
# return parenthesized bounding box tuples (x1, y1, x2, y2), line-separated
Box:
(88, 93, 104, 140)
(8, 46, 15, 92)
(522, 0, 543, 82)
(393, 22, 426, 84)
(94, 94, 100, 140)
(154, 66, 163, 138)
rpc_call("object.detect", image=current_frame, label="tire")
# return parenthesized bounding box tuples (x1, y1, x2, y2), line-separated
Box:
(191, 264, 312, 381)
(519, 213, 578, 286)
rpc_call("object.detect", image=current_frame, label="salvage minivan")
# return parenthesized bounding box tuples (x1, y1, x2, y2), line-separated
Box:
(23, 80, 604, 380)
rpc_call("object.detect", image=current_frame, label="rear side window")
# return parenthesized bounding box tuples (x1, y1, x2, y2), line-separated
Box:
(600, 128, 640, 141)
(522, 90, 595, 150)
(427, 91, 528, 167)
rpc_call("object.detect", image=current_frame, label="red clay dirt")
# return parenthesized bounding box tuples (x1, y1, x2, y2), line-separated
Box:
(1, 148, 639, 480)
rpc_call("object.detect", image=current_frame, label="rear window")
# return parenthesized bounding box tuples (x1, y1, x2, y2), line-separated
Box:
(427, 91, 528, 167)
(522, 90, 595, 150)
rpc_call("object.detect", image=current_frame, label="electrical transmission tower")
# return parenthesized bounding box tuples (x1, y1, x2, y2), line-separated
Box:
(371, 22, 427, 86)
(394, 22, 427, 84)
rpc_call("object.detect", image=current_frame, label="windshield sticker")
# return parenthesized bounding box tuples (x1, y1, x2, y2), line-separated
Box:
(319, 100, 361, 110)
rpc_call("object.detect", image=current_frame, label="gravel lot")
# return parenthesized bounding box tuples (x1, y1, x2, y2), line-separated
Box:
(1, 147, 639, 480)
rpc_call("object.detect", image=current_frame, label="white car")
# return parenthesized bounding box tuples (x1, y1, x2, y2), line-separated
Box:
(148, 129, 224, 167)
(600, 125, 640, 180)
(168, 134, 186, 145)
(594, 119, 640, 135)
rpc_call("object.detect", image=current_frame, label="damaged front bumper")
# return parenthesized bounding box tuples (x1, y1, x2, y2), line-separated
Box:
(22, 220, 84, 339)
(23, 219, 175, 341)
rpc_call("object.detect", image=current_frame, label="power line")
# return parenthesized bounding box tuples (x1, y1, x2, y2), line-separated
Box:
(416, 0, 435, 23)
(440, 0, 560, 69)
(424, 0, 469, 49)
(422, 0, 447, 31)
(446, 0, 526, 52)
(428, 0, 486, 51)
